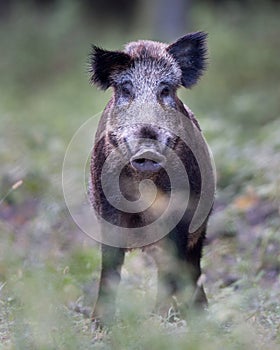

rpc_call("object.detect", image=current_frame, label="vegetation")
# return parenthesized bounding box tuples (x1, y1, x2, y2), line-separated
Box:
(0, 1, 279, 349)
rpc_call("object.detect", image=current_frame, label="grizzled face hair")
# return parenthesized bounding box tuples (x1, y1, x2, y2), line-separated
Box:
(89, 32, 207, 108)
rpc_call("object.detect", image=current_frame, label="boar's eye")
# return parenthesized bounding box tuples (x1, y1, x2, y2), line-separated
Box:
(158, 83, 173, 101)
(119, 81, 134, 99)
(160, 86, 170, 97)
(158, 83, 174, 104)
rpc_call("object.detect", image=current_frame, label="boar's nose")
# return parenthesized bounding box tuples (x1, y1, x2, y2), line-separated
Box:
(130, 150, 166, 172)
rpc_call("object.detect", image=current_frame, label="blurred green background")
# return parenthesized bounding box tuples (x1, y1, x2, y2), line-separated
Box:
(0, 0, 279, 349)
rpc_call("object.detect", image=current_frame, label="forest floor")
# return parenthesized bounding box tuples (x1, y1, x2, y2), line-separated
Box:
(0, 2, 279, 349)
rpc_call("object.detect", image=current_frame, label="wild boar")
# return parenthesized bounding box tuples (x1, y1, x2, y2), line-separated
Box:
(89, 32, 215, 326)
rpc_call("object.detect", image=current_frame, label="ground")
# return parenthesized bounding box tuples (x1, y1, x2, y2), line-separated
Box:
(0, 2, 279, 349)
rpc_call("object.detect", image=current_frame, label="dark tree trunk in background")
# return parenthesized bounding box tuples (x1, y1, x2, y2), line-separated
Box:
(83, 0, 140, 31)
(0, 0, 13, 18)
(153, 0, 191, 42)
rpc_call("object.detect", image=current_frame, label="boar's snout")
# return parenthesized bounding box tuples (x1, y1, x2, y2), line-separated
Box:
(130, 149, 166, 173)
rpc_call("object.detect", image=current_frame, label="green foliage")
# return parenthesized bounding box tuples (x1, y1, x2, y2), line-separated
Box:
(0, 1, 279, 349)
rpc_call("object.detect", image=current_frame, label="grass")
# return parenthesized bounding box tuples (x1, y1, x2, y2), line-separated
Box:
(0, 1, 280, 349)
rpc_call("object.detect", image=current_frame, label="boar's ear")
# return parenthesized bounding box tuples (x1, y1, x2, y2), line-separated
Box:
(167, 32, 208, 88)
(89, 46, 131, 90)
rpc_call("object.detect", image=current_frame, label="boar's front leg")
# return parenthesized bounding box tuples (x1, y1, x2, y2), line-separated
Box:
(92, 245, 125, 326)
(184, 235, 208, 310)
(154, 223, 207, 319)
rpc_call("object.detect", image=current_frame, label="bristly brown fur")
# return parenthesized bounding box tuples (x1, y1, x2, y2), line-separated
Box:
(167, 31, 208, 88)
(89, 31, 208, 90)
(89, 33, 211, 326)
(89, 46, 131, 89)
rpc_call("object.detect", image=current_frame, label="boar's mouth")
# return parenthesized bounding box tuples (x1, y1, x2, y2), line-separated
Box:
(130, 150, 166, 173)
